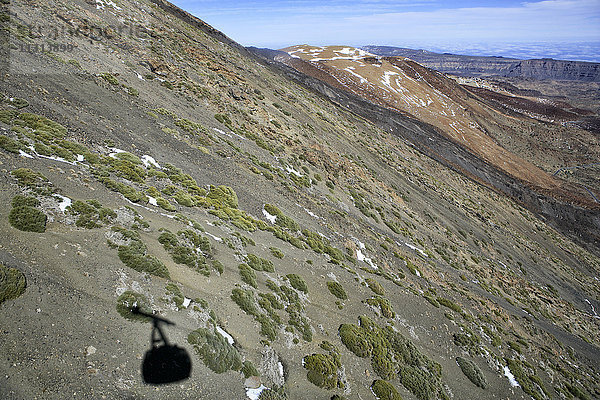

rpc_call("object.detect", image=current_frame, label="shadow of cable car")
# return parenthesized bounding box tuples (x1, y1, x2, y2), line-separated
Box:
(132, 306, 192, 385)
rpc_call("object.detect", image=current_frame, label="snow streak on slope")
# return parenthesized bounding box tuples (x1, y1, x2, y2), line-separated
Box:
(280, 45, 561, 189)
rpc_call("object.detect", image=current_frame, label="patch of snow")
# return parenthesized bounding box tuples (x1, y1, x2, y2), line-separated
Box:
(415, 269, 421, 277)
(297, 204, 322, 220)
(54, 194, 72, 212)
(19, 150, 34, 158)
(141, 155, 161, 169)
(355, 239, 376, 268)
(278, 361, 284, 377)
(381, 71, 399, 91)
(356, 248, 366, 262)
(285, 166, 303, 177)
(205, 232, 222, 242)
(37, 154, 77, 165)
(344, 67, 368, 83)
(136, 72, 144, 80)
(584, 299, 599, 318)
(108, 148, 126, 158)
(213, 127, 232, 138)
(77, 154, 85, 162)
(96, 0, 121, 10)
(263, 208, 277, 224)
(147, 196, 158, 206)
(216, 326, 234, 345)
(504, 366, 520, 387)
(246, 385, 268, 400)
(182, 297, 191, 308)
(402, 241, 428, 257)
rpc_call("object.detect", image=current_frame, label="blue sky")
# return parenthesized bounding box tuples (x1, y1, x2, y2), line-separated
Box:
(170, 0, 600, 61)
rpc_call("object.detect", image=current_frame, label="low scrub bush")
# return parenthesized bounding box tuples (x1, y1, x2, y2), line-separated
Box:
(187, 327, 242, 373)
(456, 357, 487, 389)
(303, 342, 343, 389)
(286, 274, 308, 293)
(371, 379, 403, 400)
(116, 290, 152, 322)
(0, 264, 26, 304)
(9, 204, 46, 232)
(113, 228, 169, 278)
(326, 281, 347, 300)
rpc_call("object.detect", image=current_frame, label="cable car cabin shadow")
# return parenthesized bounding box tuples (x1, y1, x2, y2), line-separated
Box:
(132, 306, 192, 385)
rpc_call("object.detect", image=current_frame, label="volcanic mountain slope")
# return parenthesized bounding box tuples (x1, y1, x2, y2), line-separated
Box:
(1, 2, 600, 400)
(278, 45, 600, 245)
(280, 45, 600, 192)
(362, 46, 600, 82)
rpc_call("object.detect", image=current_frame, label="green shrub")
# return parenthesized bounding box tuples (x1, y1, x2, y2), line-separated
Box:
(269, 247, 284, 259)
(437, 297, 462, 313)
(212, 260, 224, 274)
(372, 380, 403, 400)
(9, 205, 46, 232)
(114, 228, 169, 278)
(187, 327, 242, 373)
(286, 274, 308, 293)
(398, 365, 439, 400)
(231, 288, 258, 315)
(505, 358, 548, 400)
(0, 109, 17, 124)
(366, 296, 395, 318)
(326, 281, 347, 300)
(116, 290, 152, 322)
(453, 329, 481, 354)
(247, 254, 274, 272)
(174, 190, 195, 207)
(207, 185, 238, 208)
(0, 264, 26, 304)
(242, 360, 259, 378)
(286, 302, 312, 342)
(107, 157, 147, 183)
(0, 135, 24, 153)
(214, 113, 232, 127)
(566, 383, 590, 400)
(339, 323, 372, 358)
(366, 278, 385, 295)
(101, 72, 119, 85)
(156, 196, 176, 211)
(264, 204, 299, 231)
(239, 264, 258, 288)
(165, 282, 185, 309)
(424, 294, 440, 307)
(17, 113, 66, 139)
(11, 195, 40, 208)
(303, 343, 342, 390)
(257, 313, 278, 341)
(257, 387, 287, 400)
(175, 118, 204, 133)
(339, 316, 443, 399)
(68, 199, 115, 228)
(114, 151, 142, 165)
(11, 168, 49, 189)
(99, 177, 147, 203)
(158, 230, 210, 275)
(6, 98, 29, 109)
(507, 340, 522, 354)
(456, 357, 487, 388)
(259, 293, 284, 310)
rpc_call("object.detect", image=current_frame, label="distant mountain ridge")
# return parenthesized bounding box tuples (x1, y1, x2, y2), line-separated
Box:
(362, 46, 600, 81)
